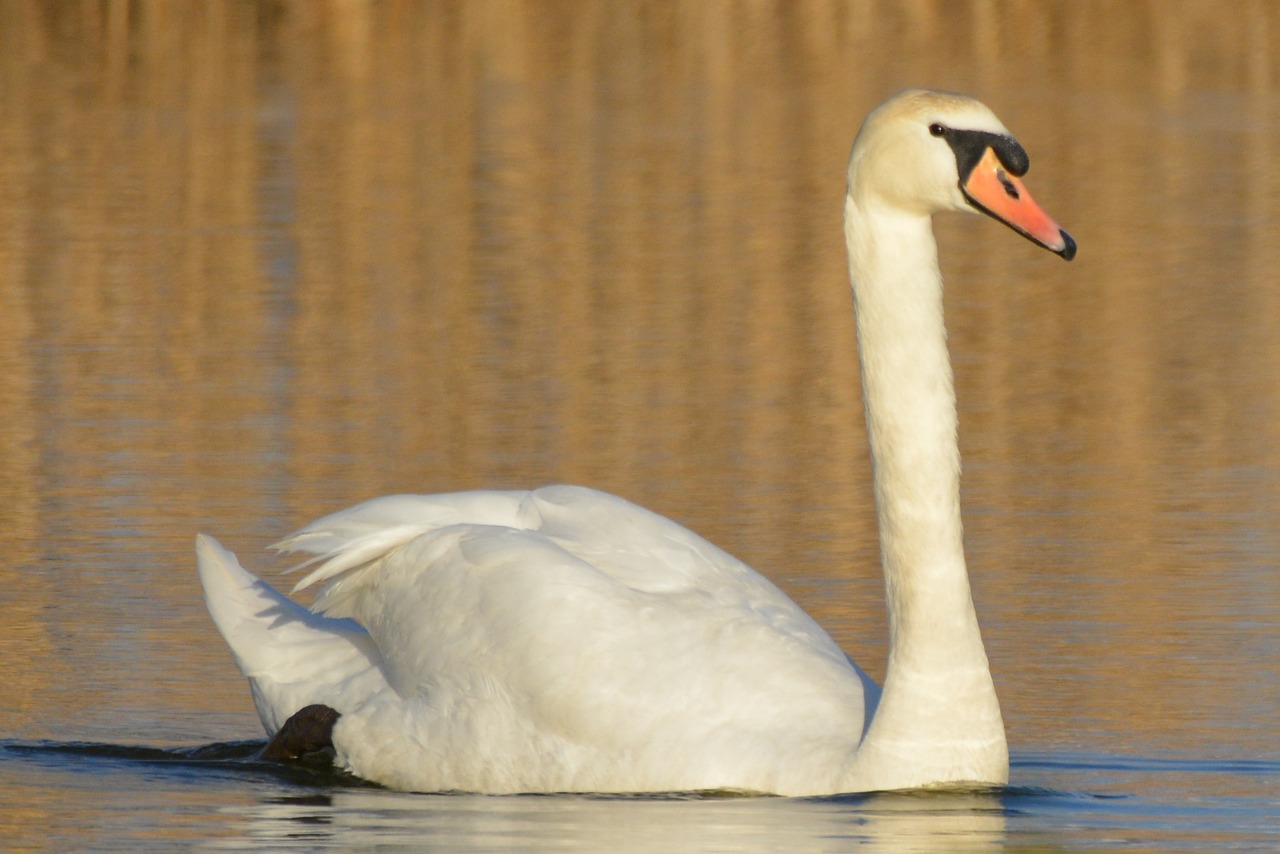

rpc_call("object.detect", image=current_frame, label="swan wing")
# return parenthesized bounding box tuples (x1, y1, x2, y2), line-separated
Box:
(280, 485, 844, 664)
(269, 485, 872, 792)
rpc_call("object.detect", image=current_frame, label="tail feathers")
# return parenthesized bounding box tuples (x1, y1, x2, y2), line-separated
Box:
(274, 491, 529, 594)
(282, 522, 433, 594)
(195, 534, 391, 735)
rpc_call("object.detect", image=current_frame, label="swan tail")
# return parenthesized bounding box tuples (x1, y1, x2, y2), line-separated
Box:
(195, 533, 391, 735)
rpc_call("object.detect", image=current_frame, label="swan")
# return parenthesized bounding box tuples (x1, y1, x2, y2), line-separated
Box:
(197, 89, 1075, 796)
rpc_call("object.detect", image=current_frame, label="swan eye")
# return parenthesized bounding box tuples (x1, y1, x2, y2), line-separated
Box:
(928, 123, 947, 137)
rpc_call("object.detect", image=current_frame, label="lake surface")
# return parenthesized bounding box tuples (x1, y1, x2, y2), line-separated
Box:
(2, 1, 1278, 850)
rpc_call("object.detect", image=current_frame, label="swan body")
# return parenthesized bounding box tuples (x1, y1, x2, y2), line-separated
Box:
(198, 89, 1074, 795)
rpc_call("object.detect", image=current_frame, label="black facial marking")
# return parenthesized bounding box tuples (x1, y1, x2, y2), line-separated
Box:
(933, 126, 1030, 181)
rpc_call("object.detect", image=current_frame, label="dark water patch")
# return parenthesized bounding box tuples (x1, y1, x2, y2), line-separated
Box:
(0, 738, 375, 789)
(1002, 752, 1280, 851)
(2, 738, 262, 762)
(1015, 752, 1280, 777)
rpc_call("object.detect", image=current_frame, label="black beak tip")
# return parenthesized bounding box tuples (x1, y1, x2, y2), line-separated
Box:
(1058, 229, 1077, 261)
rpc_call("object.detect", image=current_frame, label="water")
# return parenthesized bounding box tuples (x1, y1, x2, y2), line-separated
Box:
(2, 743, 1277, 851)
(2, 1, 1279, 849)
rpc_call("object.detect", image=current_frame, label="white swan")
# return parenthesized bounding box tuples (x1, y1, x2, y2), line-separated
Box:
(197, 89, 1074, 796)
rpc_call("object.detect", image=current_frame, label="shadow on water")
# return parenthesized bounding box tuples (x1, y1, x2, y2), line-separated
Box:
(0, 738, 375, 790)
(9, 736, 1280, 795)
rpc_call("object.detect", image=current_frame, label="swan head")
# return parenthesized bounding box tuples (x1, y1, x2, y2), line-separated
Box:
(848, 89, 1075, 260)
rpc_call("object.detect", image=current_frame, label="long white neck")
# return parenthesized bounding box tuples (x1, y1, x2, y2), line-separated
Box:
(841, 195, 1007, 790)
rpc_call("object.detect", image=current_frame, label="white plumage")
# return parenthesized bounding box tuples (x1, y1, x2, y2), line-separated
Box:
(198, 89, 1073, 795)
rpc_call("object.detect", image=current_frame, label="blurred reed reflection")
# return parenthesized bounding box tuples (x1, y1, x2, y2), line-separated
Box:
(0, 0, 1276, 779)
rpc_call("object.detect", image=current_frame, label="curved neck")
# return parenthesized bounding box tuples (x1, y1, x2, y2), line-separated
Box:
(842, 196, 1006, 788)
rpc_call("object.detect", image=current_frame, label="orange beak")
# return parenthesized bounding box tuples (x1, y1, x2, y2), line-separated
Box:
(961, 147, 1076, 260)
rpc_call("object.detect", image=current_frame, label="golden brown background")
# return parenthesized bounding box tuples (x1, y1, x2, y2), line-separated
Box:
(1, 0, 1277, 790)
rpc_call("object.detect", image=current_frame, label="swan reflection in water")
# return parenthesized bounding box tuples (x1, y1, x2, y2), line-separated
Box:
(228, 789, 1008, 852)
